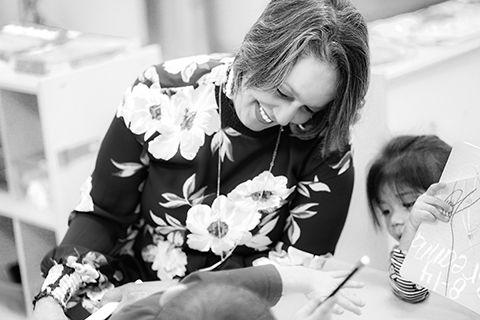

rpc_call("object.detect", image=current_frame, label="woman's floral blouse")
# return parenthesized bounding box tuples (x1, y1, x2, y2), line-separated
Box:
(39, 53, 355, 312)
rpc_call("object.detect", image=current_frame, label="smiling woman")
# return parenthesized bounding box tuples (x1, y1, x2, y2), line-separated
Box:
(233, 57, 338, 130)
(31, 1, 370, 319)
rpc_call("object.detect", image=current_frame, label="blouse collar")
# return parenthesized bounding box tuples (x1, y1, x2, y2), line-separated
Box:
(215, 86, 281, 138)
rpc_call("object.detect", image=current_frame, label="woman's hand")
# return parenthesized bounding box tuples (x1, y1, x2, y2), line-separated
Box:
(31, 297, 69, 320)
(100, 280, 178, 314)
(294, 296, 338, 320)
(398, 182, 452, 251)
(276, 266, 365, 315)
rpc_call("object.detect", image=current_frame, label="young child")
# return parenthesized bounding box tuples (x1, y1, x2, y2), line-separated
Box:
(108, 264, 341, 320)
(366, 135, 453, 303)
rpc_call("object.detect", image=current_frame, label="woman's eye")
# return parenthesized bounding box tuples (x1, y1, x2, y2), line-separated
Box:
(276, 88, 314, 115)
(301, 105, 315, 115)
(381, 209, 390, 216)
(276, 89, 292, 100)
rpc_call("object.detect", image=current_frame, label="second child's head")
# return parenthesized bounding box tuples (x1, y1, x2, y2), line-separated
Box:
(366, 135, 451, 240)
(157, 281, 275, 320)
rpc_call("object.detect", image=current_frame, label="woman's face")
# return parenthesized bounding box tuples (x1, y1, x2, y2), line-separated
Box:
(232, 56, 338, 131)
(377, 184, 423, 241)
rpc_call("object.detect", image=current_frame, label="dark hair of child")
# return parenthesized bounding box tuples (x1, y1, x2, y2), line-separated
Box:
(156, 281, 275, 320)
(366, 135, 452, 228)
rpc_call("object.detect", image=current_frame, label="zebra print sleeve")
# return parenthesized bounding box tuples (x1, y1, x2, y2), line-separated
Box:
(389, 246, 430, 303)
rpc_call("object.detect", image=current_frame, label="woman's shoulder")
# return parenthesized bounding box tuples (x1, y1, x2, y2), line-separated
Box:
(287, 133, 353, 171)
(139, 53, 235, 89)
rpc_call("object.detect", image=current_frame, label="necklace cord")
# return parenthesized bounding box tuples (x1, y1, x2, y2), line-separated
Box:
(199, 81, 283, 271)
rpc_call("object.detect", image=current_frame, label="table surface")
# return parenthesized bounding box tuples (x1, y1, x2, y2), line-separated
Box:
(271, 258, 479, 320)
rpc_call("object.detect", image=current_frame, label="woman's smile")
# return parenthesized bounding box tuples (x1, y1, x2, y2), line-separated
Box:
(256, 102, 274, 124)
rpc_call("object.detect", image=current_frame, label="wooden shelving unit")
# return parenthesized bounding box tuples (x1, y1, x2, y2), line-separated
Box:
(0, 44, 161, 317)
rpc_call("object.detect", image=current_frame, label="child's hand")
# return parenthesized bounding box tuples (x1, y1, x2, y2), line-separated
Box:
(408, 182, 452, 230)
(398, 182, 453, 252)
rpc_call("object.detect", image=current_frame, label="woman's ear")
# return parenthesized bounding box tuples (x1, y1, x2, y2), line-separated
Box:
(159, 283, 189, 306)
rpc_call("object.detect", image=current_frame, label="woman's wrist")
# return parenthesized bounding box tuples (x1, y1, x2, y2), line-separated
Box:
(33, 263, 83, 310)
(34, 296, 63, 309)
(275, 265, 311, 296)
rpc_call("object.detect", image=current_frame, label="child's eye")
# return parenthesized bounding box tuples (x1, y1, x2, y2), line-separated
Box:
(403, 202, 415, 209)
(381, 209, 390, 216)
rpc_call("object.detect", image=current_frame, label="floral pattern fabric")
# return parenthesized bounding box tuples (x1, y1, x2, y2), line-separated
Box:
(40, 54, 355, 304)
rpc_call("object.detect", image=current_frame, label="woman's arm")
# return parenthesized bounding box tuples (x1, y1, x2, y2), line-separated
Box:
(34, 74, 152, 317)
(281, 147, 354, 256)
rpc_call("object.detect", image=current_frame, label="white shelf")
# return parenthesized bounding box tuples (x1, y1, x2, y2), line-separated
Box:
(0, 43, 162, 316)
(0, 192, 56, 230)
(372, 37, 480, 81)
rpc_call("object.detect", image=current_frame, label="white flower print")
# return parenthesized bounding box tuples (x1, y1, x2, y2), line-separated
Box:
(148, 83, 220, 160)
(141, 244, 157, 263)
(163, 55, 211, 83)
(65, 255, 100, 283)
(197, 60, 232, 86)
(150, 211, 187, 246)
(151, 240, 188, 281)
(297, 175, 331, 198)
(245, 217, 278, 251)
(228, 171, 295, 212)
(111, 159, 144, 178)
(138, 65, 160, 84)
(211, 127, 240, 162)
(118, 82, 171, 139)
(117, 225, 139, 256)
(186, 195, 260, 256)
(158, 173, 212, 208)
(116, 85, 133, 122)
(252, 244, 332, 269)
(63, 253, 114, 307)
(331, 150, 352, 175)
(285, 203, 318, 245)
(75, 176, 94, 212)
(167, 231, 185, 247)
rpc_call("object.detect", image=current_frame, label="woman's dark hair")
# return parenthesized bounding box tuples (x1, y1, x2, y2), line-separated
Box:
(231, 0, 370, 158)
(366, 135, 452, 228)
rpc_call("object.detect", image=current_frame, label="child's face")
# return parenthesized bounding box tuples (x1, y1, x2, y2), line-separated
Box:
(377, 184, 422, 241)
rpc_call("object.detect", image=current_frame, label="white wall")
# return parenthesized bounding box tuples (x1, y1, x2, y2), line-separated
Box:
(145, 0, 269, 60)
(0, 0, 19, 25)
(0, 0, 149, 44)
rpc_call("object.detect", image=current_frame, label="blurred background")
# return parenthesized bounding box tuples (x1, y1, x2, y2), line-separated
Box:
(0, 0, 447, 60)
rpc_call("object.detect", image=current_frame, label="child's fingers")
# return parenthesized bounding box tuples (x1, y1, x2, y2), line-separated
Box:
(415, 185, 453, 222)
(428, 183, 454, 213)
(426, 182, 446, 195)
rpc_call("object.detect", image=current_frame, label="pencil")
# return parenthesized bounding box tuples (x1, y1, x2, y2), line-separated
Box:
(325, 255, 370, 300)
